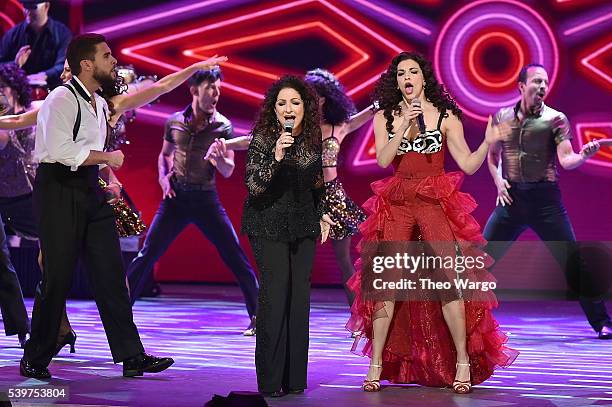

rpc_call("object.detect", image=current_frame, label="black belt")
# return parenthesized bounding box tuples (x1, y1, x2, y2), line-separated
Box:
(508, 181, 558, 190)
(171, 179, 213, 192)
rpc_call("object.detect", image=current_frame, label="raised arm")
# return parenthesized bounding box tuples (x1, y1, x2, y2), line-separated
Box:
(110, 56, 228, 117)
(374, 110, 409, 168)
(0, 109, 39, 130)
(554, 114, 600, 170)
(224, 135, 252, 151)
(557, 139, 600, 170)
(344, 104, 376, 134)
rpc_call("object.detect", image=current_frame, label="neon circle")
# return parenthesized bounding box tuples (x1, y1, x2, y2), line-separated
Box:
(468, 32, 525, 88)
(434, 0, 559, 121)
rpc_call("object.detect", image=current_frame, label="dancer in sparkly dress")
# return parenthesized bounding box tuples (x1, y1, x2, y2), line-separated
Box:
(305, 69, 375, 306)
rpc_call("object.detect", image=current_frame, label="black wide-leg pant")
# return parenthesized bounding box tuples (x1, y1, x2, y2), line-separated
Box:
(24, 163, 144, 367)
(249, 236, 316, 393)
(484, 182, 611, 332)
(0, 214, 30, 337)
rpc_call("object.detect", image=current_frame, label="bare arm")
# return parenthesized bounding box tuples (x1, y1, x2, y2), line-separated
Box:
(446, 113, 490, 175)
(487, 140, 503, 182)
(374, 111, 411, 168)
(158, 140, 176, 180)
(556, 139, 600, 170)
(344, 104, 376, 135)
(487, 139, 513, 206)
(81, 150, 124, 169)
(213, 149, 235, 178)
(0, 109, 39, 130)
(557, 140, 582, 169)
(224, 135, 252, 151)
(0, 130, 9, 150)
(99, 166, 121, 185)
(158, 140, 177, 199)
(110, 56, 227, 118)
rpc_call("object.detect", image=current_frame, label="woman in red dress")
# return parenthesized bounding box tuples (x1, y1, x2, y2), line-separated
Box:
(346, 52, 518, 394)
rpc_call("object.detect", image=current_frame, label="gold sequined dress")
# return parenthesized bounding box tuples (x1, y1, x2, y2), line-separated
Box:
(322, 127, 366, 240)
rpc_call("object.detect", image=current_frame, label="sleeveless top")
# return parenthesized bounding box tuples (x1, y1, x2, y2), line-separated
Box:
(390, 109, 448, 179)
(389, 110, 446, 155)
(322, 125, 340, 168)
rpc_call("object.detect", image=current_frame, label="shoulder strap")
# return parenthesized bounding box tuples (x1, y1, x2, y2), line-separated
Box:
(437, 109, 446, 130)
(62, 84, 81, 141)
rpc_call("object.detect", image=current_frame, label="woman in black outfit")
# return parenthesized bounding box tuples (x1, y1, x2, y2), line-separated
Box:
(242, 75, 334, 397)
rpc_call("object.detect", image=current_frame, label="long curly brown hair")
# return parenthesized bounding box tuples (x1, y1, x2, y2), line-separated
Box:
(0, 63, 32, 109)
(305, 68, 356, 125)
(373, 52, 462, 134)
(97, 74, 128, 119)
(251, 75, 321, 152)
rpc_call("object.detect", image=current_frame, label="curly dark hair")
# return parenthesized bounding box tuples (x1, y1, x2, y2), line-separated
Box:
(305, 68, 356, 126)
(0, 63, 32, 109)
(251, 75, 321, 152)
(96, 74, 128, 118)
(372, 52, 462, 134)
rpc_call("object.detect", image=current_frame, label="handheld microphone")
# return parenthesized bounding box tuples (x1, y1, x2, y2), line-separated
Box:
(411, 99, 426, 134)
(284, 119, 294, 134)
(281, 119, 295, 158)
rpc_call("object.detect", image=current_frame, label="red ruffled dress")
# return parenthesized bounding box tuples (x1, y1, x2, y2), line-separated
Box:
(346, 114, 518, 387)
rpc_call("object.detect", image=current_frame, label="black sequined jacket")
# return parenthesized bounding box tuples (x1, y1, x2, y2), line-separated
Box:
(241, 130, 325, 242)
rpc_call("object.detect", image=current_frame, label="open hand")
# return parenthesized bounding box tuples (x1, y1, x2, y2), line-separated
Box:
(320, 214, 336, 244)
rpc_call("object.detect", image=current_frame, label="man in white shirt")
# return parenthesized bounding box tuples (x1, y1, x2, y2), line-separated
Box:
(21, 33, 174, 379)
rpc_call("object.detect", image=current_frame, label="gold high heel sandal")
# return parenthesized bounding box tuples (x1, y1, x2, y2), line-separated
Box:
(362, 363, 382, 392)
(452, 362, 472, 394)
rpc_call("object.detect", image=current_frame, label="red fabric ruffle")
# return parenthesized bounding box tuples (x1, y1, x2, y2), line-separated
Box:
(346, 172, 518, 387)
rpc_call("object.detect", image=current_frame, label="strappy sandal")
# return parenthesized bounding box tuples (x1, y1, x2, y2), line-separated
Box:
(362, 363, 382, 392)
(452, 362, 472, 394)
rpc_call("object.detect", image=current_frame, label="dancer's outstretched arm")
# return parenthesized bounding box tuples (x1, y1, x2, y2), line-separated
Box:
(344, 104, 376, 134)
(110, 56, 228, 119)
(0, 109, 38, 130)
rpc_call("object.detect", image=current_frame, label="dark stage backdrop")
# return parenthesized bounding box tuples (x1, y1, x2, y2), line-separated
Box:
(2, 0, 611, 289)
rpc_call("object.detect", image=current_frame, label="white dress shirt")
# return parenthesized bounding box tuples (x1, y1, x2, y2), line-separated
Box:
(34, 76, 108, 171)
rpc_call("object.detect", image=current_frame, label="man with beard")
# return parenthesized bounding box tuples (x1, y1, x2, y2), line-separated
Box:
(0, 1, 72, 88)
(126, 68, 259, 336)
(21, 33, 174, 379)
(484, 63, 611, 339)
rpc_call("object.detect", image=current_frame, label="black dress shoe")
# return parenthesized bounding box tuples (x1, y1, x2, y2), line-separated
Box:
(261, 390, 285, 398)
(243, 316, 256, 336)
(597, 325, 612, 339)
(123, 352, 174, 377)
(20, 359, 51, 379)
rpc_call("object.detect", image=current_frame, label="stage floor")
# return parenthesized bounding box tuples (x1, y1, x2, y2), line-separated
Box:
(1, 285, 611, 406)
